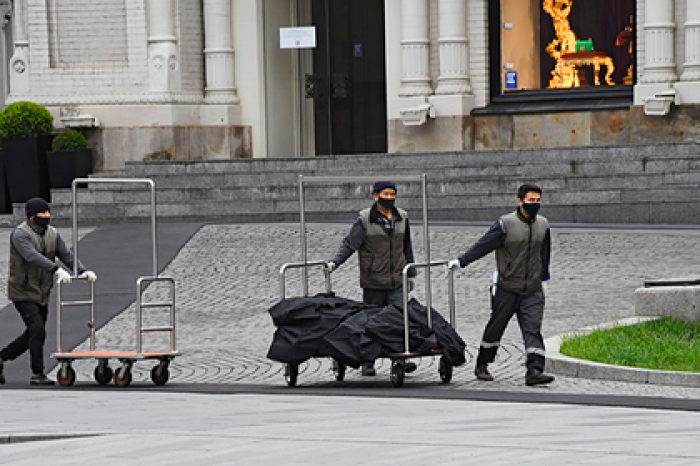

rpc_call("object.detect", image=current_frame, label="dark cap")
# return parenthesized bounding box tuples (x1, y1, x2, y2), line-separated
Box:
(25, 198, 50, 219)
(372, 181, 397, 194)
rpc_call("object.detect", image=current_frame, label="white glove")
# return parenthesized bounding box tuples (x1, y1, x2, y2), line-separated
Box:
(447, 259, 461, 271)
(326, 261, 337, 273)
(79, 270, 97, 283)
(55, 268, 72, 284)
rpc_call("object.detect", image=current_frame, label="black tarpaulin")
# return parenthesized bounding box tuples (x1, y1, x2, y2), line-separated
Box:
(266, 295, 466, 368)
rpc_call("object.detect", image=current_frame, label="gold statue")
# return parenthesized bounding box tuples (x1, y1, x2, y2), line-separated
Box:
(543, 0, 615, 88)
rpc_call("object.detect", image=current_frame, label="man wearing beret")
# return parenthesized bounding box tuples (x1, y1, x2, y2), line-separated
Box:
(328, 181, 417, 376)
(0, 198, 97, 385)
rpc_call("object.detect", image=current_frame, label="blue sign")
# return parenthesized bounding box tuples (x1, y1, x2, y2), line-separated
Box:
(505, 71, 517, 90)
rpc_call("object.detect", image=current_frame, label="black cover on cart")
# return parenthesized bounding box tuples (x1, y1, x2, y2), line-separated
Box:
(267, 295, 466, 368)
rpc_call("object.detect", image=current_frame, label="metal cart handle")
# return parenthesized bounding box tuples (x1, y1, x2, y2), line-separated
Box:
(399, 261, 456, 355)
(279, 260, 333, 299)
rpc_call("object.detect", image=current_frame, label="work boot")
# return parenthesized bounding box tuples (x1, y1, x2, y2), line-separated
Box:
(525, 369, 555, 386)
(0, 359, 5, 385)
(361, 363, 376, 376)
(405, 361, 417, 374)
(30, 373, 55, 386)
(474, 365, 494, 381)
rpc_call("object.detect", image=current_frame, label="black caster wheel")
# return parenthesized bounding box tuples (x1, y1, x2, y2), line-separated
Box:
(390, 360, 405, 388)
(58, 365, 76, 387)
(114, 367, 132, 388)
(94, 364, 113, 386)
(151, 362, 170, 386)
(284, 363, 298, 387)
(332, 360, 346, 382)
(439, 356, 453, 384)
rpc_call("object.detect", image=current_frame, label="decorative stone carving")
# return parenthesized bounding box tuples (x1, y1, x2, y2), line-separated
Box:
(640, 0, 678, 84)
(147, 0, 181, 94)
(681, 0, 700, 81)
(435, 0, 472, 95)
(204, 0, 239, 104)
(399, 0, 433, 97)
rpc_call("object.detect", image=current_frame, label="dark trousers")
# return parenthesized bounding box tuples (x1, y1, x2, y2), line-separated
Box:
(0, 302, 49, 375)
(362, 287, 404, 308)
(476, 288, 546, 373)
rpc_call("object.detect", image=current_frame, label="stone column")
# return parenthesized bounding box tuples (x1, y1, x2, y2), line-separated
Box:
(203, 0, 239, 104)
(8, 0, 29, 96)
(435, 0, 471, 95)
(640, 0, 677, 83)
(147, 0, 181, 93)
(399, 0, 432, 97)
(681, 0, 700, 81)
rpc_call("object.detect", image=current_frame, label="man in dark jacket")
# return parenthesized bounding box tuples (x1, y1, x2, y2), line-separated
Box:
(328, 181, 417, 376)
(0, 198, 97, 385)
(448, 183, 554, 386)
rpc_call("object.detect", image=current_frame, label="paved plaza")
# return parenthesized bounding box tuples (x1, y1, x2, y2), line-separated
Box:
(2, 222, 700, 463)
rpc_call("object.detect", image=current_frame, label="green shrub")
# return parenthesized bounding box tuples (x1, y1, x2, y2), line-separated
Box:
(0, 101, 54, 141)
(52, 130, 88, 151)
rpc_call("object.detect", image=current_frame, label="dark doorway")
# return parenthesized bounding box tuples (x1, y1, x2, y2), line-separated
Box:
(309, 0, 387, 156)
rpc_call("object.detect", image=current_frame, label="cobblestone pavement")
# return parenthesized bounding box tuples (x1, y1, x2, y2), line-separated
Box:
(40, 222, 700, 400)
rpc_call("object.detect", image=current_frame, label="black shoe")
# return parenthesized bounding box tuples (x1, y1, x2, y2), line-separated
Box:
(474, 365, 494, 381)
(0, 359, 5, 385)
(525, 370, 555, 386)
(405, 361, 417, 374)
(30, 373, 55, 386)
(361, 363, 376, 377)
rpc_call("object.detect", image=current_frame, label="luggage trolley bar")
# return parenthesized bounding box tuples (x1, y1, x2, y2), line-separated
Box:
(52, 178, 179, 388)
(279, 260, 333, 299)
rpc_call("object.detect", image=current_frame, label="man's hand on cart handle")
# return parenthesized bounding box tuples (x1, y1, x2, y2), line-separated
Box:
(447, 259, 461, 271)
(55, 268, 72, 284)
(79, 270, 98, 283)
(326, 261, 337, 273)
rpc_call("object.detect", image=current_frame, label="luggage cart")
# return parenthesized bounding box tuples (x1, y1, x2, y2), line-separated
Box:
(51, 178, 180, 388)
(277, 174, 460, 387)
(278, 258, 457, 387)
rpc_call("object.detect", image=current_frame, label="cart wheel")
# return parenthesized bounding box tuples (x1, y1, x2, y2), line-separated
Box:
(332, 360, 346, 382)
(284, 363, 298, 387)
(439, 356, 453, 384)
(114, 367, 132, 388)
(390, 360, 405, 388)
(151, 363, 170, 386)
(94, 364, 113, 386)
(58, 365, 76, 387)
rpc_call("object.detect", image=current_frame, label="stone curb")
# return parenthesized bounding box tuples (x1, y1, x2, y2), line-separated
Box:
(545, 317, 700, 387)
(0, 432, 104, 444)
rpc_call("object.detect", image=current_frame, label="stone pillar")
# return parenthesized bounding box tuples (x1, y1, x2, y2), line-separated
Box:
(640, 0, 677, 84)
(681, 0, 700, 81)
(203, 0, 239, 104)
(147, 0, 181, 93)
(8, 0, 29, 96)
(398, 0, 432, 97)
(435, 0, 471, 95)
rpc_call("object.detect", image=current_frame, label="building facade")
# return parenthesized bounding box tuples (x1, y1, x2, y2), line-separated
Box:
(2, 0, 698, 171)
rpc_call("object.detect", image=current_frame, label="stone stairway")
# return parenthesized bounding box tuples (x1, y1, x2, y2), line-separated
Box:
(9, 141, 700, 226)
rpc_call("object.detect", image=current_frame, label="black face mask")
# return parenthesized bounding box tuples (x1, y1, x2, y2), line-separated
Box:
(377, 197, 395, 210)
(33, 216, 50, 229)
(522, 202, 540, 217)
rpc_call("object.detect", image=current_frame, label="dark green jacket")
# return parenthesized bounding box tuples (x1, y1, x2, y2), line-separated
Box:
(332, 204, 415, 290)
(8, 221, 82, 305)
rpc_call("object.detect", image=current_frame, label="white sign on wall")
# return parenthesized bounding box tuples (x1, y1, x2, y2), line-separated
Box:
(280, 27, 317, 49)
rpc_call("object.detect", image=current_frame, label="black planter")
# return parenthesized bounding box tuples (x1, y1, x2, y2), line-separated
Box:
(47, 149, 93, 189)
(3, 136, 53, 203)
(0, 151, 12, 214)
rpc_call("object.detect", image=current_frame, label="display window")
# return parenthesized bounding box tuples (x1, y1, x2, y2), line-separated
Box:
(497, 0, 635, 94)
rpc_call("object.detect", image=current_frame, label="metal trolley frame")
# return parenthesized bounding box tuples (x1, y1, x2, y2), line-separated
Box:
(278, 174, 458, 388)
(51, 178, 180, 388)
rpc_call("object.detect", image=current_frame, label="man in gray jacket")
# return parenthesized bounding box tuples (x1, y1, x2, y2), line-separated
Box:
(0, 198, 96, 385)
(328, 181, 417, 376)
(448, 183, 554, 386)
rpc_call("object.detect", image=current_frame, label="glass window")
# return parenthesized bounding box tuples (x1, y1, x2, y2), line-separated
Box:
(499, 0, 635, 93)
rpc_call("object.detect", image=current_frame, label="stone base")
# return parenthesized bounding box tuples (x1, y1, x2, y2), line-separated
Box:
(635, 284, 700, 321)
(388, 115, 472, 153)
(87, 125, 252, 172)
(471, 105, 700, 150)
